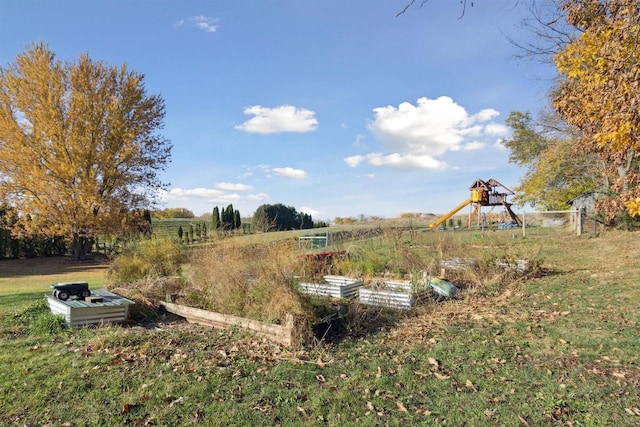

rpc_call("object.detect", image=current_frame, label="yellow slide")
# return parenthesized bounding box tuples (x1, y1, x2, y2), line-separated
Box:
(429, 199, 471, 230)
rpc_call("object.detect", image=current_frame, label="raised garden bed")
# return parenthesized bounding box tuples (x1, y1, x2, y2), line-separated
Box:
(46, 288, 135, 327)
(298, 275, 363, 299)
(358, 280, 430, 310)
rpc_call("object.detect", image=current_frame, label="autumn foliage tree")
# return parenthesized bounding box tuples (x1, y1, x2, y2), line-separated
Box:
(503, 110, 604, 210)
(0, 43, 171, 259)
(553, 0, 640, 220)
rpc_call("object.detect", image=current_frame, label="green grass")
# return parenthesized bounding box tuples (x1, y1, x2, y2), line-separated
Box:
(1, 227, 639, 425)
(0, 256, 108, 314)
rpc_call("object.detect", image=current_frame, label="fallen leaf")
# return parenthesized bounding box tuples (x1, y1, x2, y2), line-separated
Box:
(121, 403, 137, 414)
(434, 372, 450, 380)
(169, 396, 185, 407)
(376, 367, 382, 378)
(625, 407, 640, 416)
(465, 379, 475, 389)
(315, 357, 325, 368)
(428, 357, 439, 368)
(315, 374, 326, 383)
(518, 414, 529, 425)
(612, 371, 626, 379)
(367, 401, 374, 411)
(484, 409, 496, 417)
(414, 371, 429, 379)
(396, 401, 408, 412)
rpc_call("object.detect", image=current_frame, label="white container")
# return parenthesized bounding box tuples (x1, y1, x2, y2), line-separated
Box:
(46, 288, 135, 327)
(359, 280, 428, 310)
(298, 275, 363, 299)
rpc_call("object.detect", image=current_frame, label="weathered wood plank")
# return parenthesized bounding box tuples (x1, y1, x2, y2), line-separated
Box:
(157, 301, 303, 347)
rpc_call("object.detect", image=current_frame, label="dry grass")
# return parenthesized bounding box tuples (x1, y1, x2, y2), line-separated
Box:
(186, 240, 314, 324)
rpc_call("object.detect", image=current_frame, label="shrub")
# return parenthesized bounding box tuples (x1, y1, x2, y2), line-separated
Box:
(108, 238, 186, 285)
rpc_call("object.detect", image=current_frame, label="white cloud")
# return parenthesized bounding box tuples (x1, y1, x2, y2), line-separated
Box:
(191, 15, 219, 33)
(347, 153, 445, 170)
(273, 167, 307, 179)
(463, 141, 485, 151)
(175, 16, 220, 33)
(246, 193, 269, 201)
(160, 187, 223, 201)
(215, 182, 253, 191)
(344, 155, 365, 168)
(351, 96, 503, 170)
(235, 105, 318, 134)
(352, 134, 367, 148)
(484, 123, 509, 136)
(494, 139, 508, 150)
(300, 206, 321, 216)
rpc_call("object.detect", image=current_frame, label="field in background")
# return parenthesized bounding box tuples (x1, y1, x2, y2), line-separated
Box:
(1, 226, 639, 425)
(0, 257, 108, 306)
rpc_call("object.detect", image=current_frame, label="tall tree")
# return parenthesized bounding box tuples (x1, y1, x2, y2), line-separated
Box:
(211, 206, 220, 230)
(0, 42, 171, 259)
(553, 0, 640, 219)
(226, 204, 235, 229)
(252, 203, 302, 232)
(503, 110, 604, 210)
(233, 209, 241, 230)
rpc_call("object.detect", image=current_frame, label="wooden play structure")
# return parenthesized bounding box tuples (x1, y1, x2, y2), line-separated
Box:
(429, 178, 522, 230)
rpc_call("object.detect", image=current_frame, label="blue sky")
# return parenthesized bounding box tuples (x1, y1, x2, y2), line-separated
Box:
(0, 0, 557, 221)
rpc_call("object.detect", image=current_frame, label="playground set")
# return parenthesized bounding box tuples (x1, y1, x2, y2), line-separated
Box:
(429, 178, 522, 230)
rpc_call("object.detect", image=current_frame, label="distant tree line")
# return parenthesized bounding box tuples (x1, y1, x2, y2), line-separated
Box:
(0, 208, 152, 260)
(152, 207, 196, 219)
(0, 208, 67, 259)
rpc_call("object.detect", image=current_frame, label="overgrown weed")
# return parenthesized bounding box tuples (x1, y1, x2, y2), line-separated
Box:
(188, 240, 314, 324)
(108, 237, 186, 284)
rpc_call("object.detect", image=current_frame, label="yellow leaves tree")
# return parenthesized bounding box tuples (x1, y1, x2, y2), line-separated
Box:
(503, 110, 604, 210)
(553, 0, 640, 220)
(0, 42, 171, 259)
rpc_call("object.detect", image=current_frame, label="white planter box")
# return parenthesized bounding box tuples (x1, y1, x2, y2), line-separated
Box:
(46, 288, 135, 327)
(359, 281, 428, 310)
(298, 275, 363, 299)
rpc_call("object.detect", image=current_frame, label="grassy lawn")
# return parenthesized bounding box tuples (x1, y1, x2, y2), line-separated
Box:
(1, 227, 639, 426)
(0, 257, 109, 313)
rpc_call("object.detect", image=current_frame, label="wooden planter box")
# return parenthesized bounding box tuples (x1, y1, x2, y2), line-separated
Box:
(298, 275, 363, 299)
(46, 288, 135, 327)
(157, 301, 305, 347)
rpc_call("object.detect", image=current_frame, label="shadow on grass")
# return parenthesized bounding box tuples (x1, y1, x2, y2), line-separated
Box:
(0, 256, 109, 278)
(311, 301, 408, 345)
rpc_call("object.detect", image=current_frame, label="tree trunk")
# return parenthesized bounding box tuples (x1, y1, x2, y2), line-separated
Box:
(71, 235, 94, 261)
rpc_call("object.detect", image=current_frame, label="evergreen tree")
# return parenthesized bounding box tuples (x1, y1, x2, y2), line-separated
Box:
(234, 210, 241, 230)
(224, 204, 234, 230)
(212, 206, 220, 230)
